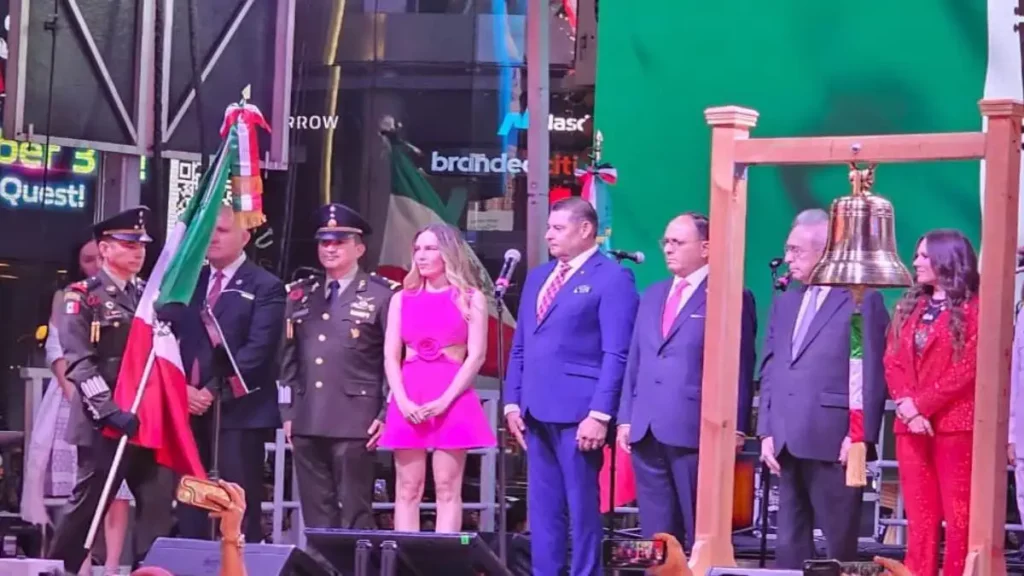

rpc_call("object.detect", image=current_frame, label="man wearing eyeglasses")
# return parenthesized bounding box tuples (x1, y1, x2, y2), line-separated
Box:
(757, 208, 889, 568)
(616, 212, 757, 551)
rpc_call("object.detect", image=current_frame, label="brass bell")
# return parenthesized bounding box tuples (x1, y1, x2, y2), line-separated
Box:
(807, 164, 913, 299)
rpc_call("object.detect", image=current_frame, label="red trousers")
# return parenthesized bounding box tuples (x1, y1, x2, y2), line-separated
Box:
(896, 432, 973, 576)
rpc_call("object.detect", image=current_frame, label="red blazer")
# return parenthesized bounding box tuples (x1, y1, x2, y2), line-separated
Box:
(883, 296, 979, 434)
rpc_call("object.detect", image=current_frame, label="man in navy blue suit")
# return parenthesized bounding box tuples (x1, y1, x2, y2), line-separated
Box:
(178, 205, 286, 542)
(616, 212, 757, 551)
(504, 197, 639, 576)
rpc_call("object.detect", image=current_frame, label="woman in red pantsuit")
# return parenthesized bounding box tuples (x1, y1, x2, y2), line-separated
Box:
(884, 229, 979, 576)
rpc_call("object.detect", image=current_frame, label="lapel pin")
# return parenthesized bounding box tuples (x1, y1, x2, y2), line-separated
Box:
(104, 301, 114, 309)
(235, 279, 243, 285)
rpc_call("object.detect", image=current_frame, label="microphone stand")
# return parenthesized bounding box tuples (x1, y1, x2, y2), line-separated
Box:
(759, 260, 787, 567)
(494, 291, 509, 566)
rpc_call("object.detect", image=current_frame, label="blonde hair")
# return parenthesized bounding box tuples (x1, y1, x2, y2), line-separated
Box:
(403, 223, 479, 317)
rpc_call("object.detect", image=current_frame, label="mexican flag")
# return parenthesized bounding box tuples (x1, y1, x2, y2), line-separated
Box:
(377, 132, 516, 378)
(102, 127, 238, 477)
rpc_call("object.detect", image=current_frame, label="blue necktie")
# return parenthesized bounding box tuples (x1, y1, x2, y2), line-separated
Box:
(327, 280, 340, 303)
(791, 286, 821, 355)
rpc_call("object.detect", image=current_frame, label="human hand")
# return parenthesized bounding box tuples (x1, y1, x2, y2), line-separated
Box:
(873, 555, 912, 576)
(839, 436, 851, 464)
(206, 480, 246, 540)
(1010, 442, 1017, 466)
(895, 398, 919, 423)
(617, 425, 631, 454)
(907, 415, 934, 436)
(396, 396, 424, 424)
(283, 420, 292, 444)
(576, 417, 607, 452)
(366, 419, 384, 451)
(188, 386, 213, 415)
(760, 437, 781, 475)
(104, 410, 140, 437)
(735, 433, 745, 453)
(505, 410, 527, 450)
(418, 395, 453, 420)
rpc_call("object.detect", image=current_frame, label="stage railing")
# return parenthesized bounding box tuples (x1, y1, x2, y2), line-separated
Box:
(19, 368, 1022, 547)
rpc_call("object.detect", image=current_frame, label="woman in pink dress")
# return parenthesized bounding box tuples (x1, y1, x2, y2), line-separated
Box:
(378, 223, 497, 532)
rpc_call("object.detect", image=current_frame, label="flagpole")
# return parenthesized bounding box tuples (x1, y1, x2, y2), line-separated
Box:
(83, 337, 161, 550)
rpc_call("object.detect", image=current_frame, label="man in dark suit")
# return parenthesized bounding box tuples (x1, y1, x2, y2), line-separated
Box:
(757, 209, 889, 568)
(178, 205, 287, 542)
(280, 203, 398, 531)
(505, 197, 639, 576)
(617, 212, 757, 551)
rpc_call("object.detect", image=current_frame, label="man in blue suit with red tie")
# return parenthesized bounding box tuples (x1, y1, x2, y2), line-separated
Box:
(504, 197, 639, 576)
(616, 213, 757, 551)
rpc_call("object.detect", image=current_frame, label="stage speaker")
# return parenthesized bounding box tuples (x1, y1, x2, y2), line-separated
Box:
(305, 529, 528, 576)
(708, 565, 802, 569)
(141, 537, 328, 576)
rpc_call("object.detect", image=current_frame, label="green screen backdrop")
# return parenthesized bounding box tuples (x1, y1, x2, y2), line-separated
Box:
(593, 1, 1007, 336)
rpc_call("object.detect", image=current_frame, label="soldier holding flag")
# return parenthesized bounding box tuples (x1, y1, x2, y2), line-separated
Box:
(47, 206, 178, 572)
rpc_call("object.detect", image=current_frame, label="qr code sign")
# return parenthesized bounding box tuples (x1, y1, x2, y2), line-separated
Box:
(166, 159, 235, 240)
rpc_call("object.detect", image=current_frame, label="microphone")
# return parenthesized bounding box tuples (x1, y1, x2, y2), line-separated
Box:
(609, 249, 645, 264)
(769, 257, 789, 292)
(494, 248, 522, 299)
(774, 273, 791, 292)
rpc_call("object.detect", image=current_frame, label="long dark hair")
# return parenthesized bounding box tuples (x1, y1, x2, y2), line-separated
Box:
(66, 231, 96, 283)
(891, 228, 979, 354)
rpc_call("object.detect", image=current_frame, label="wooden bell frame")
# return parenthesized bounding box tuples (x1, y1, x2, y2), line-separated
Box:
(693, 100, 1024, 576)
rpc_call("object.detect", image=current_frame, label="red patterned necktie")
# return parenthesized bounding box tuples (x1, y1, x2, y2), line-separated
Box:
(207, 270, 225, 308)
(537, 262, 572, 320)
(661, 279, 688, 336)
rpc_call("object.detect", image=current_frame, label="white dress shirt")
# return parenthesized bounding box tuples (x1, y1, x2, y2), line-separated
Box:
(510, 244, 609, 422)
(207, 253, 247, 298)
(324, 265, 359, 299)
(668, 265, 709, 314)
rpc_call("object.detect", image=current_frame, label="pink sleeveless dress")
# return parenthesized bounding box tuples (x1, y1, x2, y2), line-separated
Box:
(378, 287, 497, 450)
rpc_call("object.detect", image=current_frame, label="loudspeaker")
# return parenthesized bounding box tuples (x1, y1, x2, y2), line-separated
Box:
(141, 537, 328, 576)
(305, 530, 523, 576)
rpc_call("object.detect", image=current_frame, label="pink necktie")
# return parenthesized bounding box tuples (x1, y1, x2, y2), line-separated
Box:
(537, 263, 572, 320)
(661, 280, 688, 336)
(207, 270, 225, 308)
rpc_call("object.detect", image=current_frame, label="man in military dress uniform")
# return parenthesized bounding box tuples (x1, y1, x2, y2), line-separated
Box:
(280, 203, 400, 531)
(48, 206, 177, 572)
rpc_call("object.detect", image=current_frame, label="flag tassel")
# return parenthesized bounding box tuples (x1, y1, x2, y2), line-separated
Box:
(83, 335, 159, 550)
(846, 441, 867, 487)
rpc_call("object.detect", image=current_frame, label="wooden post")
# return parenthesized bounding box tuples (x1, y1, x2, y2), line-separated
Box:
(690, 106, 759, 573)
(964, 100, 1024, 576)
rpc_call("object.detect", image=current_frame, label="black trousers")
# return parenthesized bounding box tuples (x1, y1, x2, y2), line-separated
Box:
(47, 432, 175, 572)
(775, 449, 863, 569)
(291, 435, 376, 530)
(178, 425, 270, 542)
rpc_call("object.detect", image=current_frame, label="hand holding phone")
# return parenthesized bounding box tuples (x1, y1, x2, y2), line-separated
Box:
(176, 475, 232, 512)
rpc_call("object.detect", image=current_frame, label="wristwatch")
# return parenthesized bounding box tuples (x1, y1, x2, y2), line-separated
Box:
(221, 532, 246, 549)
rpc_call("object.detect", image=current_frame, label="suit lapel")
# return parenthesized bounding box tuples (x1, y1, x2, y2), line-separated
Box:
(531, 260, 560, 331)
(214, 261, 254, 316)
(792, 287, 848, 362)
(660, 278, 708, 349)
(99, 269, 137, 312)
(538, 252, 602, 329)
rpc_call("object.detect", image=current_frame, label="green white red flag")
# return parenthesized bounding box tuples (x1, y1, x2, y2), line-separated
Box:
(102, 125, 239, 477)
